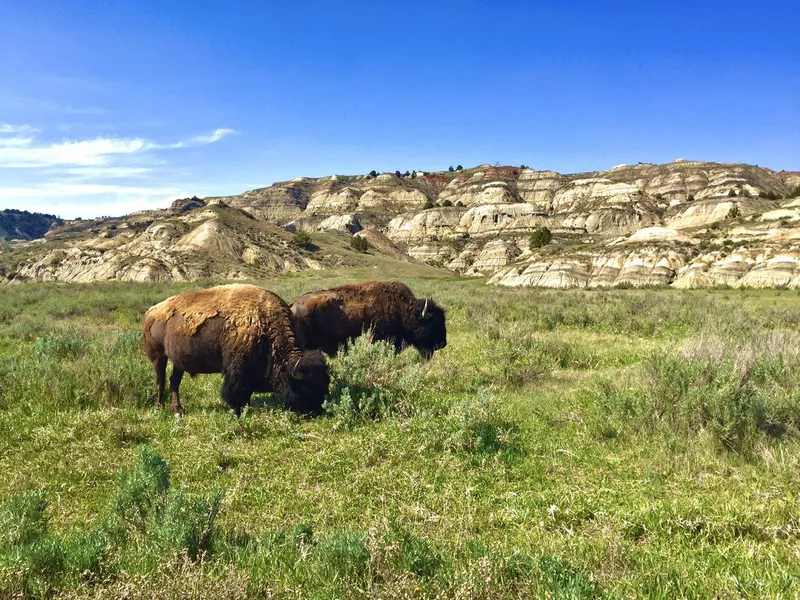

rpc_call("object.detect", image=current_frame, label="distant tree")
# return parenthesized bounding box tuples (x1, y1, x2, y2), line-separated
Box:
(728, 189, 736, 197)
(422, 199, 435, 210)
(520, 164, 529, 169)
(687, 194, 696, 202)
(455, 201, 465, 207)
(411, 171, 417, 179)
(529, 227, 552, 249)
(728, 204, 741, 219)
(442, 199, 453, 207)
(456, 165, 463, 171)
(403, 170, 411, 177)
(369, 170, 378, 178)
(350, 235, 370, 253)
(292, 230, 313, 250)
(448, 166, 455, 172)
(395, 170, 402, 177)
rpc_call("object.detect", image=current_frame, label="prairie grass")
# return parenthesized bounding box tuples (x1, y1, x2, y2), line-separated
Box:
(0, 274, 799, 597)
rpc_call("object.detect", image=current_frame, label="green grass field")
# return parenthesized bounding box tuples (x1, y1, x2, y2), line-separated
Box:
(1, 271, 799, 598)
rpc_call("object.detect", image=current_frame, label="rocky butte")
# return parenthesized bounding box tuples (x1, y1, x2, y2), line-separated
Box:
(2, 160, 800, 289)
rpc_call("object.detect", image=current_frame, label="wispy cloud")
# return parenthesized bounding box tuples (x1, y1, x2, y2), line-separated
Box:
(0, 183, 185, 199)
(0, 126, 234, 168)
(0, 123, 236, 217)
(0, 137, 146, 168)
(0, 123, 38, 135)
(151, 128, 237, 149)
(66, 166, 154, 179)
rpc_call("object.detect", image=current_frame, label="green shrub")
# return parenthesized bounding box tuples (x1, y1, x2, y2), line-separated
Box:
(595, 338, 800, 453)
(728, 204, 740, 219)
(112, 445, 222, 560)
(422, 199, 435, 210)
(443, 390, 521, 458)
(391, 528, 441, 577)
(291, 230, 313, 250)
(0, 491, 49, 549)
(33, 329, 89, 360)
(324, 335, 423, 426)
(442, 199, 453, 207)
(529, 227, 552, 249)
(349, 235, 370, 253)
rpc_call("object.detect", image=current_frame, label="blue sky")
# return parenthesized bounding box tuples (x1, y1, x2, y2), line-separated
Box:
(1, 0, 798, 218)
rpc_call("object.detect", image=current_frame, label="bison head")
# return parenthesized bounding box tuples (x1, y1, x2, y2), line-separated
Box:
(407, 298, 447, 359)
(279, 350, 330, 414)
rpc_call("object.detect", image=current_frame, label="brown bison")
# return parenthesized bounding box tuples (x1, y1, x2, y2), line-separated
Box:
(290, 281, 447, 359)
(142, 284, 329, 416)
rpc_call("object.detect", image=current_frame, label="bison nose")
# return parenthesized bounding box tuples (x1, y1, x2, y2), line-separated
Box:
(435, 341, 447, 350)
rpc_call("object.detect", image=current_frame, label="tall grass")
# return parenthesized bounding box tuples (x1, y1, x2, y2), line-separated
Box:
(1, 280, 800, 597)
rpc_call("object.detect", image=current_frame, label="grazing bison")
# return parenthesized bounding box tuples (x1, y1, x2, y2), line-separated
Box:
(290, 281, 446, 359)
(142, 284, 329, 416)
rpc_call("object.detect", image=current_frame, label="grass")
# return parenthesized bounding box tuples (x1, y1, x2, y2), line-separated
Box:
(1, 272, 800, 597)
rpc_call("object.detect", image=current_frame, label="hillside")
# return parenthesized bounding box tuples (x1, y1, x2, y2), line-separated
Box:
(0, 209, 62, 241)
(3, 160, 800, 288)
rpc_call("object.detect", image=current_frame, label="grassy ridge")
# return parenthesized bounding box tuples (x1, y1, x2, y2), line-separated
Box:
(1, 274, 799, 598)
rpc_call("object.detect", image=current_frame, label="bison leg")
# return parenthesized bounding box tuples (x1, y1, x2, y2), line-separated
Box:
(221, 376, 253, 417)
(153, 356, 167, 408)
(169, 366, 185, 417)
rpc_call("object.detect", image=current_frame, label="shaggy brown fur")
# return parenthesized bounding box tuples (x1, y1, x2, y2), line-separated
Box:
(143, 284, 329, 416)
(290, 281, 447, 358)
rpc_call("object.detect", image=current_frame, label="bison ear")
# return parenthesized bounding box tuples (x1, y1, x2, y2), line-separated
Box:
(291, 357, 304, 380)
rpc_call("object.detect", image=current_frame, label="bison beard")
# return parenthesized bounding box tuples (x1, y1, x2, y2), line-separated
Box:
(290, 281, 447, 358)
(143, 284, 329, 416)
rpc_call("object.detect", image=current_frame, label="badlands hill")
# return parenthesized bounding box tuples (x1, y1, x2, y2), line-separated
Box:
(2, 160, 800, 288)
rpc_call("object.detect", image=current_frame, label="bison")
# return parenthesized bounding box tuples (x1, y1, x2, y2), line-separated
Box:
(142, 284, 329, 416)
(290, 281, 446, 359)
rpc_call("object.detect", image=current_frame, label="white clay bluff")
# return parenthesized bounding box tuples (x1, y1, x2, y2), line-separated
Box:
(2, 160, 800, 289)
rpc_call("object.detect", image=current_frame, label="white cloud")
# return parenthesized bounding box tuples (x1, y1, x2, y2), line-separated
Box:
(151, 128, 237, 149)
(0, 124, 236, 217)
(0, 137, 146, 168)
(0, 183, 185, 199)
(65, 166, 153, 179)
(190, 128, 236, 144)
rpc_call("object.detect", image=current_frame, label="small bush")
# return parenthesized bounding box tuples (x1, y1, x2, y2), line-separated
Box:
(349, 235, 370, 253)
(728, 189, 736, 197)
(291, 231, 313, 250)
(441, 199, 453, 207)
(443, 390, 521, 458)
(324, 335, 423, 426)
(112, 445, 222, 560)
(596, 334, 800, 452)
(391, 528, 441, 577)
(529, 227, 552, 249)
(0, 491, 49, 549)
(728, 204, 740, 219)
(33, 330, 89, 360)
(422, 199, 435, 210)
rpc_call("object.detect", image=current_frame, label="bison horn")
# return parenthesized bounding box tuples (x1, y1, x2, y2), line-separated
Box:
(291, 357, 303, 380)
(422, 298, 428, 318)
